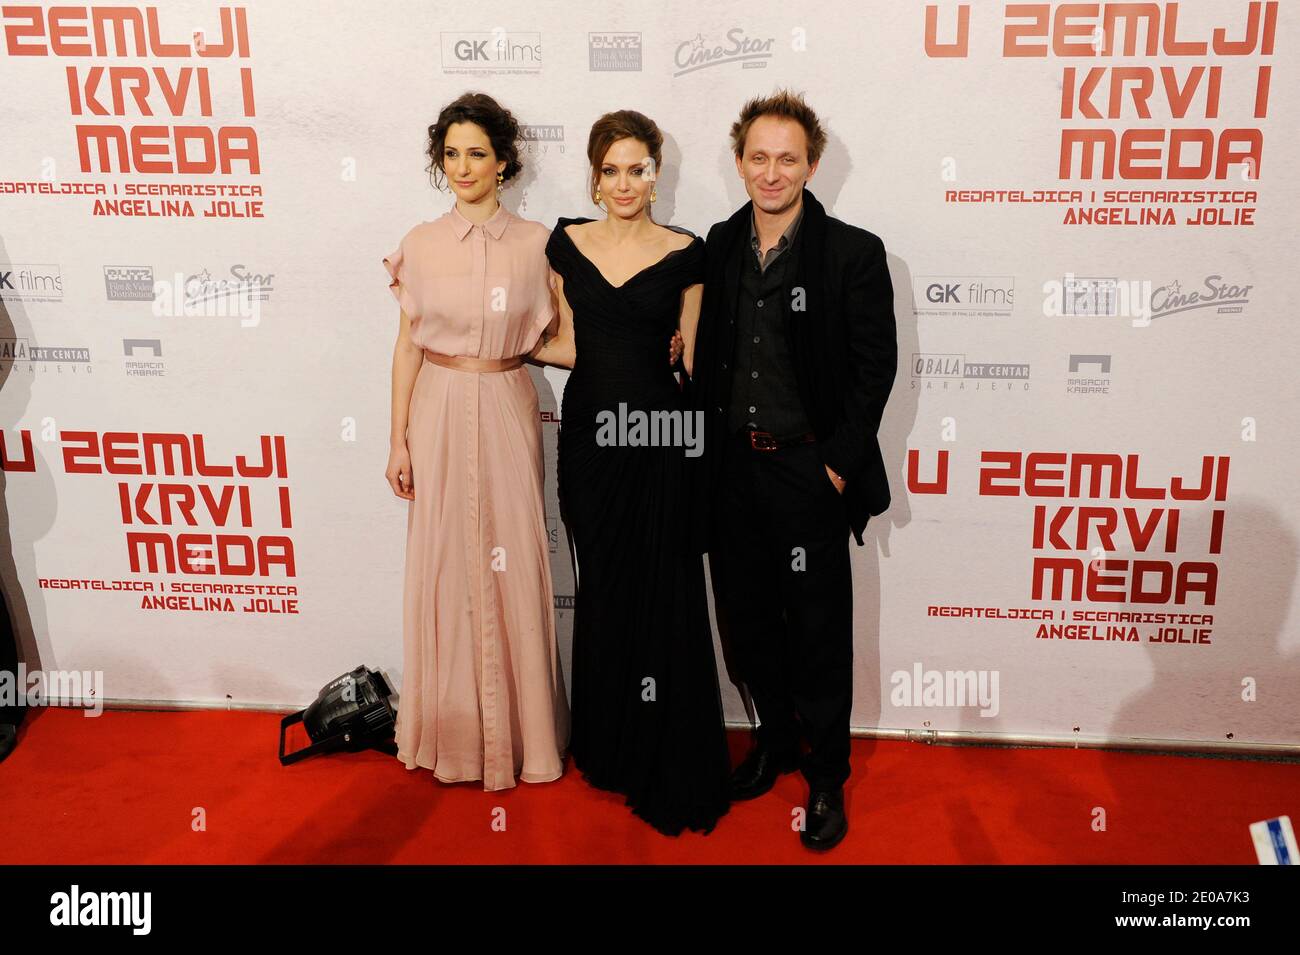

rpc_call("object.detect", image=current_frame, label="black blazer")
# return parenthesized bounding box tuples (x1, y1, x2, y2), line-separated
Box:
(688, 187, 897, 547)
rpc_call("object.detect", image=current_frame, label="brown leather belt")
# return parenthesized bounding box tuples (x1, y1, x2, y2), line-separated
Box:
(745, 429, 816, 452)
(423, 349, 523, 373)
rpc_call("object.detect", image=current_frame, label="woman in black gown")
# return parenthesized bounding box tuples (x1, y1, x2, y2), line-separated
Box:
(535, 110, 731, 835)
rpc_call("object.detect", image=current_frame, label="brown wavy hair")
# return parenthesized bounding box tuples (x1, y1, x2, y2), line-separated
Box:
(586, 110, 664, 203)
(426, 92, 523, 190)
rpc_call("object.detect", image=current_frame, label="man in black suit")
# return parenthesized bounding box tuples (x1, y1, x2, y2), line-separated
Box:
(688, 90, 896, 851)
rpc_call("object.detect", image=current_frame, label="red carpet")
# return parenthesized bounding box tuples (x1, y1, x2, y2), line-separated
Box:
(0, 707, 1294, 864)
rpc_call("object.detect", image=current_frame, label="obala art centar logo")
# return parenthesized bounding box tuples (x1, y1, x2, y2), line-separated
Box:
(520, 124, 565, 158)
(912, 353, 1030, 392)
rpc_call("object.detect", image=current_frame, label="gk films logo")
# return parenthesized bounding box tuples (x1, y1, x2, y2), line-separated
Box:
(0, 264, 63, 302)
(440, 31, 541, 73)
(913, 276, 1015, 317)
(589, 32, 641, 71)
(104, 265, 154, 302)
(912, 353, 1030, 392)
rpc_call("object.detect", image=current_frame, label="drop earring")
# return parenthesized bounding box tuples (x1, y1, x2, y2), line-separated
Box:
(594, 187, 602, 205)
(496, 171, 504, 192)
(650, 188, 658, 202)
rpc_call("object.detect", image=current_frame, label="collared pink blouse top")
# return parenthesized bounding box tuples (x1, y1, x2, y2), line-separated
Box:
(384, 202, 556, 358)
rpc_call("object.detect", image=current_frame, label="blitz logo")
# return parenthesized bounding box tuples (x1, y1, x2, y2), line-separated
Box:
(104, 265, 155, 302)
(590, 32, 642, 71)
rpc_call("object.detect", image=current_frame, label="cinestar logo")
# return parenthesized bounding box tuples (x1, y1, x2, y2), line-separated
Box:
(1150, 275, 1253, 320)
(911, 353, 1029, 391)
(182, 265, 275, 307)
(0, 263, 63, 302)
(440, 32, 541, 73)
(673, 28, 774, 76)
(590, 32, 641, 71)
(912, 276, 1014, 316)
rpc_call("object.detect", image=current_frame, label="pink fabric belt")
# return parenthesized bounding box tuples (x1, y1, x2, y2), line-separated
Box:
(423, 349, 523, 373)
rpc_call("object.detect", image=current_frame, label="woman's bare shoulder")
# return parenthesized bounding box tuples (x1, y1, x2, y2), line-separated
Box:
(655, 223, 698, 251)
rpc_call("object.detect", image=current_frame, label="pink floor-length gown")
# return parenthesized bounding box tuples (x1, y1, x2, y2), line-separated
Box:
(383, 202, 569, 790)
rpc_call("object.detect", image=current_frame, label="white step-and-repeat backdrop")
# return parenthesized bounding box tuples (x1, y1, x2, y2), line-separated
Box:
(2, 1, 1296, 748)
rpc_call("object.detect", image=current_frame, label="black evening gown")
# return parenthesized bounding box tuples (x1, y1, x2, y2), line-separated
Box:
(545, 217, 731, 836)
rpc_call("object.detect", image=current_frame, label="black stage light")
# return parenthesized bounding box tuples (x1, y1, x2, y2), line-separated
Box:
(279, 665, 398, 765)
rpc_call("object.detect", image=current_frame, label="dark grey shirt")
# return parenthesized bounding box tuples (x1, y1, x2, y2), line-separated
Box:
(751, 204, 803, 273)
(728, 205, 812, 437)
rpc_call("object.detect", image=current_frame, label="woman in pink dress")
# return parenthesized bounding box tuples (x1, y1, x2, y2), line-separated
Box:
(381, 92, 568, 790)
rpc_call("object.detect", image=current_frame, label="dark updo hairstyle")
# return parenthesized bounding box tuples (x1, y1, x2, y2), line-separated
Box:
(586, 109, 664, 205)
(425, 92, 523, 190)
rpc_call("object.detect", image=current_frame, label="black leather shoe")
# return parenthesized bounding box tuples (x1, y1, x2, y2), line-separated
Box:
(800, 788, 847, 851)
(729, 744, 799, 801)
